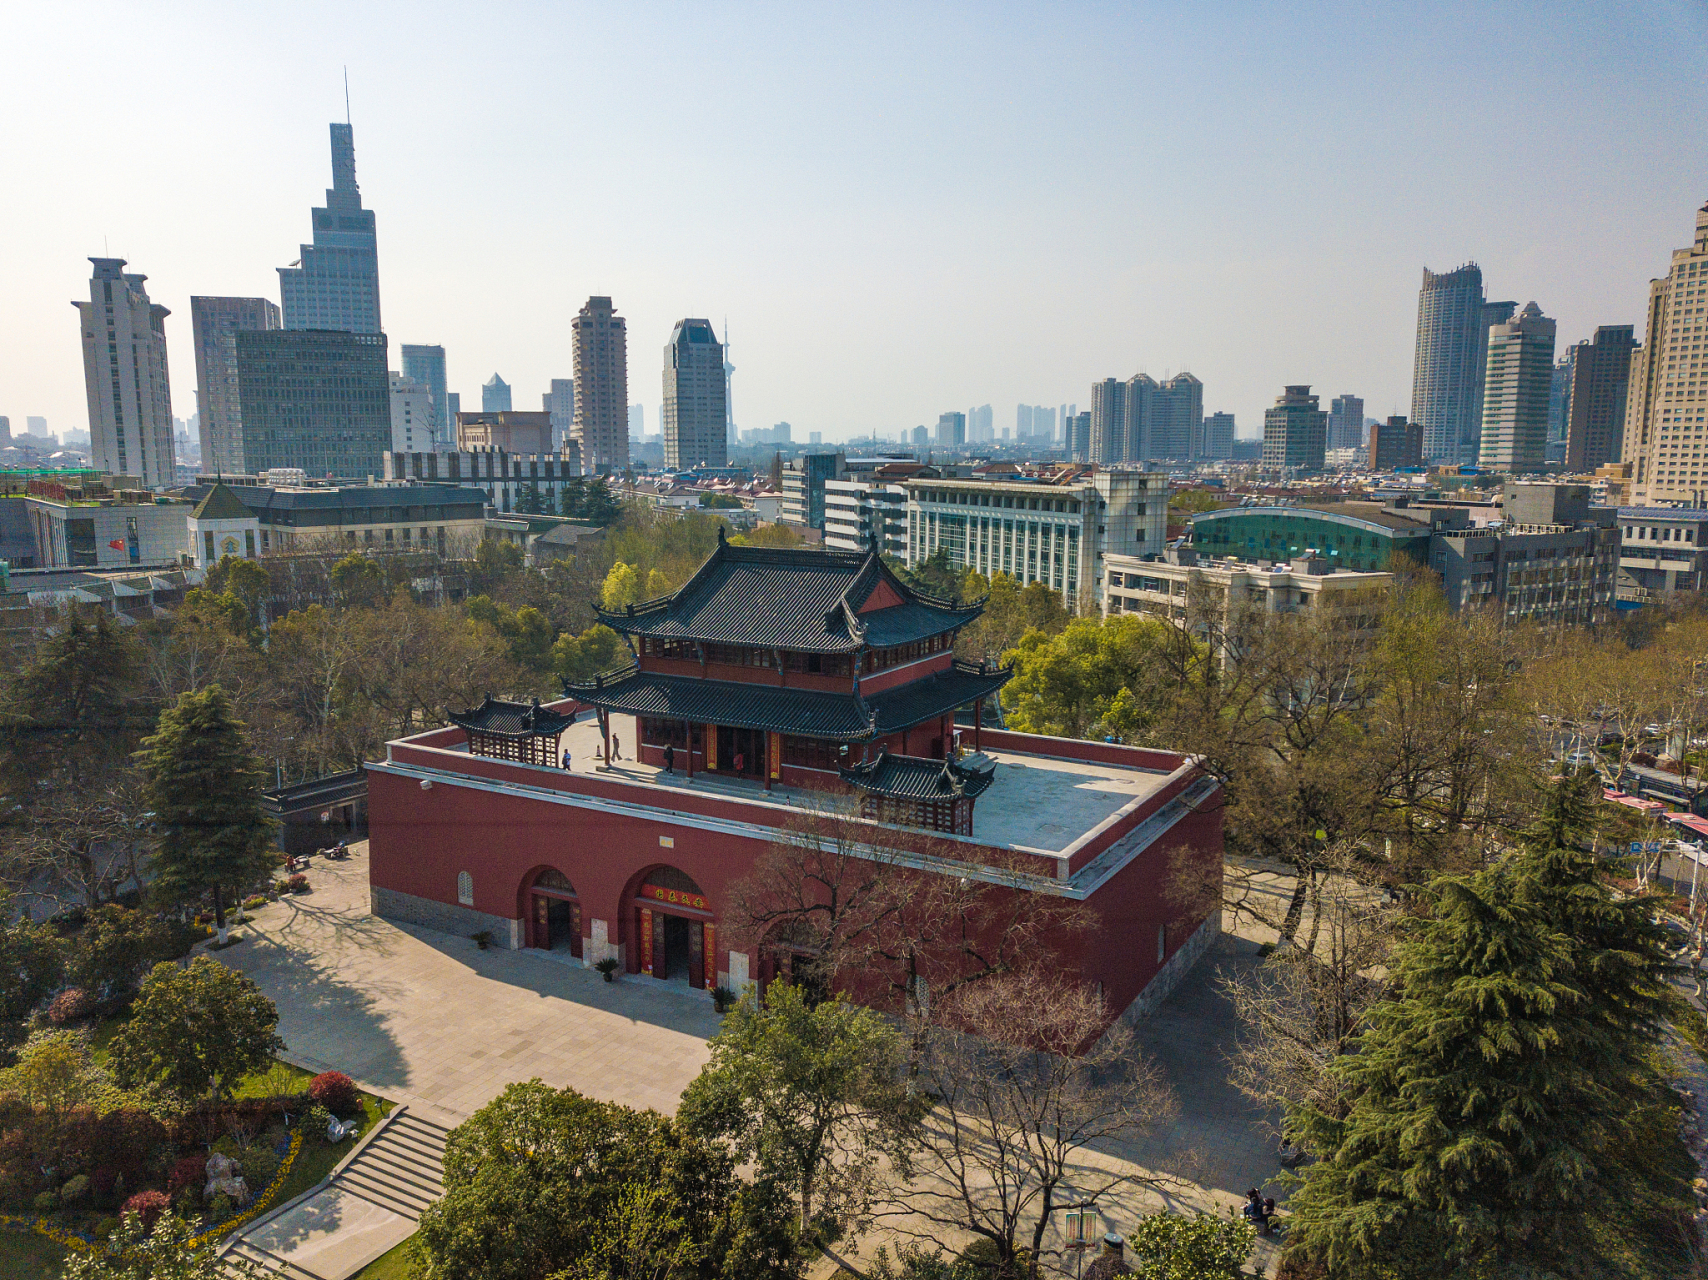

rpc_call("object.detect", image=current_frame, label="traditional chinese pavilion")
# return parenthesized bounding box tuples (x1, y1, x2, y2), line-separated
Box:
(365, 537, 1226, 1026)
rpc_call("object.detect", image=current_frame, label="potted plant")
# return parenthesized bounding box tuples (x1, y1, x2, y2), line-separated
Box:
(711, 985, 736, 1013)
(595, 957, 621, 983)
(472, 930, 493, 950)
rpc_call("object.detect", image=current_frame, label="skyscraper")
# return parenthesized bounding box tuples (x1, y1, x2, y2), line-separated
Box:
(73, 258, 174, 487)
(1200, 412, 1235, 460)
(1547, 351, 1574, 464)
(965, 404, 993, 442)
(1090, 378, 1126, 463)
(1068, 412, 1092, 462)
(1327, 394, 1365, 450)
(1624, 201, 1708, 504)
(663, 319, 728, 469)
(1412, 264, 1514, 465)
(234, 330, 390, 479)
(1261, 386, 1327, 472)
(1477, 303, 1556, 473)
(400, 345, 448, 447)
(572, 296, 629, 474)
(389, 372, 434, 454)
(277, 124, 381, 334)
(190, 296, 280, 477)
(1122, 375, 1155, 460)
(1563, 325, 1637, 472)
(543, 378, 575, 451)
(1149, 374, 1203, 461)
(935, 411, 966, 446)
(482, 374, 512, 413)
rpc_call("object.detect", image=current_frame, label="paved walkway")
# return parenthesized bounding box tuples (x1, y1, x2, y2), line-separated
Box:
(214, 841, 1282, 1273)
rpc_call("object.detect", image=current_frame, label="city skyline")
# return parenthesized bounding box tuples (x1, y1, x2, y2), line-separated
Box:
(3, 4, 1704, 449)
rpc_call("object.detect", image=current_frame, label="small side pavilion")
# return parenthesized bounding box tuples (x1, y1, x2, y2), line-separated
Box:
(448, 695, 576, 767)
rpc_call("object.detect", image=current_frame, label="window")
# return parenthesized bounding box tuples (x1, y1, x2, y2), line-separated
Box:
(1157, 924, 1167, 963)
(457, 871, 474, 906)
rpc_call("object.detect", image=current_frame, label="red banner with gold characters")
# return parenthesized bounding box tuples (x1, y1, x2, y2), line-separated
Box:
(641, 883, 708, 911)
(704, 922, 716, 989)
(640, 907, 654, 975)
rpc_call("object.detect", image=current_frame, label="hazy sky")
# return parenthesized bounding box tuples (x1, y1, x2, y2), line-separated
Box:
(3, 2, 1706, 447)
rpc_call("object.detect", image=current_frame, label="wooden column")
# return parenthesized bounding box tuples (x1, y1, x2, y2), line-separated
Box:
(598, 709, 611, 769)
(684, 720, 694, 779)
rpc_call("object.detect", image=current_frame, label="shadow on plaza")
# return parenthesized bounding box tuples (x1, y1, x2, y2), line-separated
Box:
(234, 1186, 383, 1268)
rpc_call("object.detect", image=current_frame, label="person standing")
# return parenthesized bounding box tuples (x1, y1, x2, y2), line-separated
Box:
(663, 742, 675, 774)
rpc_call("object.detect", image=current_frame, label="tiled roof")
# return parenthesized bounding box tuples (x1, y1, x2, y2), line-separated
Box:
(866, 661, 1012, 736)
(448, 695, 578, 738)
(597, 532, 982, 653)
(190, 482, 253, 522)
(565, 669, 876, 740)
(840, 750, 996, 801)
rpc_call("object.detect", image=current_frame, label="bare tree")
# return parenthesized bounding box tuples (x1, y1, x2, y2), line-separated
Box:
(891, 974, 1177, 1280)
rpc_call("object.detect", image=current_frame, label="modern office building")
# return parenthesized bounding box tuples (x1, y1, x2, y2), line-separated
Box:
(277, 124, 381, 335)
(190, 297, 280, 477)
(904, 470, 1167, 611)
(1200, 412, 1235, 461)
(73, 259, 175, 488)
(1616, 506, 1708, 598)
(544, 378, 575, 450)
(389, 373, 435, 454)
(1090, 378, 1126, 464)
(385, 449, 590, 515)
(823, 479, 909, 556)
(1260, 385, 1327, 472)
(1562, 325, 1637, 472)
(935, 412, 966, 447)
(233, 330, 391, 479)
(181, 479, 488, 556)
(1623, 201, 1708, 505)
(1412, 263, 1514, 464)
(1327, 394, 1365, 450)
(400, 345, 449, 448)
(781, 452, 846, 528)
(573, 296, 629, 474)
(482, 374, 512, 413)
(1478, 303, 1557, 473)
(1149, 374, 1203, 462)
(663, 319, 728, 469)
(1104, 549, 1393, 641)
(1367, 416, 1423, 470)
(1546, 352, 1574, 464)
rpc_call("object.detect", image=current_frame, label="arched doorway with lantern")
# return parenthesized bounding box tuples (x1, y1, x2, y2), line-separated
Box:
(524, 867, 582, 958)
(629, 865, 715, 990)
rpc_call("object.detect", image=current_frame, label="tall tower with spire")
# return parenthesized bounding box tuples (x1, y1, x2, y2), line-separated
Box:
(278, 123, 382, 334)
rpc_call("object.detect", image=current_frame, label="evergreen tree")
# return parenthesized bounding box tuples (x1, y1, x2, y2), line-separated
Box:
(137, 686, 277, 943)
(1283, 774, 1688, 1279)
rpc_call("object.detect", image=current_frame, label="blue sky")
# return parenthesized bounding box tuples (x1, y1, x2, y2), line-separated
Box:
(2, 2, 1705, 445)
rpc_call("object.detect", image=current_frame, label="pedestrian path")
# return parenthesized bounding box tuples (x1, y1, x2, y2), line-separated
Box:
(218, 1107, 450, 1280)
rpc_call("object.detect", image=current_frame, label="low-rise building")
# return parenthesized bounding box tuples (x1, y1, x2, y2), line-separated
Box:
(385, 448, 586, 514)
(484, 514, 607, 565)
(186, 481, 261, 567)
(1615, 506, 1708, 598)
(180, 481, 489, 555)
(1103, 549, 1391, 635)
(904, 468, 1167, 610)
(823, 479, 908, 556)
(24, 492, 192, 569)
(455, 411, 553, 454)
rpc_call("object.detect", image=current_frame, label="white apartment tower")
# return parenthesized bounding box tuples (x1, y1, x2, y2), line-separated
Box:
(1625, 201, 1708, 504)
(389, 372, 435, 454)
(573, 296, 629, 474)
(73, 259, 175, 487)
(1477, 303, 1557, 473)
(663, 319, 728, 469)
(278, 124, 382, 334)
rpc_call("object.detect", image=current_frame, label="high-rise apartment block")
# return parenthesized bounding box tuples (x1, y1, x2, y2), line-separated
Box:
(936, 412, 966, 447)
(965, 404, 993, 443)
(190, 296, 280, 477)
(73, 258, 174, 487)
(1368, 416, 1423, 470)
(389, 373, 435, 454)
(662, 320, 727, 469)
(572, 296, 629, 474)
(234, 330, 391, 478)
(1327, 394, 1365, 450)
(1547, 353, 1574, 464)
(1261, 385, 1327, 472)
(1200, 412, 1235, 461)
(400, 345, 449, 447)
(543, 378, 575, 450)
(1477, 303, 1556, 473)
(1068, 412, 1091, 462)
(1412, 263, 1515, 464)
(1148, 374, 1203, 461)
(278, 124, 381, 334)
(1089, 379, 1125, 463)
(1626, 202, 1708, 504)
(482, 374, 512, 413)
(1562, 325, 1637, 472)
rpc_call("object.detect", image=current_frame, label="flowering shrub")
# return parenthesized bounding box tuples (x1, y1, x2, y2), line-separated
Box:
(121, 1189, 170, 1231)
(287, 874, 309, 894)
(46, 988, 93, 1025)
(166, 1154, 206, 1195)
(308, 1071, 360, 1116)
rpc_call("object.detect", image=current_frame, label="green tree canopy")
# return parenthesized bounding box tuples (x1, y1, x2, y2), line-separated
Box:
(1125, 1211, 1254, 1280)
(553, 624, 624, 684)
(602, 562, 641, 611)
(108, 956, 283, 1100)
(468, 596, 559, 673)
(1000, 614, 1181, 740)
(329, 552, 386, 608)
(678, 982, 922, 1242)
(137, 684, 278, 940)
(65, 903, 174, 1008)
(0, 894, 62, 1053)
(954, 572, 1070, 663)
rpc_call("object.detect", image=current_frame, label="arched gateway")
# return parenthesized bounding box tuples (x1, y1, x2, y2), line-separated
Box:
(525, 867, 581, 957)
(631, 866, 714, 989)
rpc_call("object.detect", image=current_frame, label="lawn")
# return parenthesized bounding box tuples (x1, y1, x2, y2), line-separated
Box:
(267, 1082, 394, 1210)
(350, 1232, 419, 1279)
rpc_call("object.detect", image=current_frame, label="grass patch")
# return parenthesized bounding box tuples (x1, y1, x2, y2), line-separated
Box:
(350, 1232, 418, 1279)
(266, 1088, 394, 1212)
(0, 1227, 67, 1278)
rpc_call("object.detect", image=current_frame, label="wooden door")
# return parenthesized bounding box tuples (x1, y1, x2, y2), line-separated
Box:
(533, 895, 550, 949)
(569, 901, 583, 958)
(689, 919, 705, 989)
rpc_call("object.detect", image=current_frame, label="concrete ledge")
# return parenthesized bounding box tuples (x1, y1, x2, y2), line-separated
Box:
(1114, 910, 1222, 1029)
(372, 885, 523, 949)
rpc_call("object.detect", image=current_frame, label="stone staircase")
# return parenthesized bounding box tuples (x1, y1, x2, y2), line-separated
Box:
(220, 1107, 451, 1280)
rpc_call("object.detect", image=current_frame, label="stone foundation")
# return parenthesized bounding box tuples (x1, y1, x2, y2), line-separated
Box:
(372, 885, 523, 949)
(1114, 910, 1221, 1028)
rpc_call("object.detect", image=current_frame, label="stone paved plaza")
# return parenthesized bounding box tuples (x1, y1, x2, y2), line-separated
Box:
(216, 841, 1284, 1264)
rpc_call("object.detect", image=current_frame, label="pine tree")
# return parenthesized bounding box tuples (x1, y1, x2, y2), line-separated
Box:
(137, 686, 278, 943)
(1283, 774, 1687, 1279)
